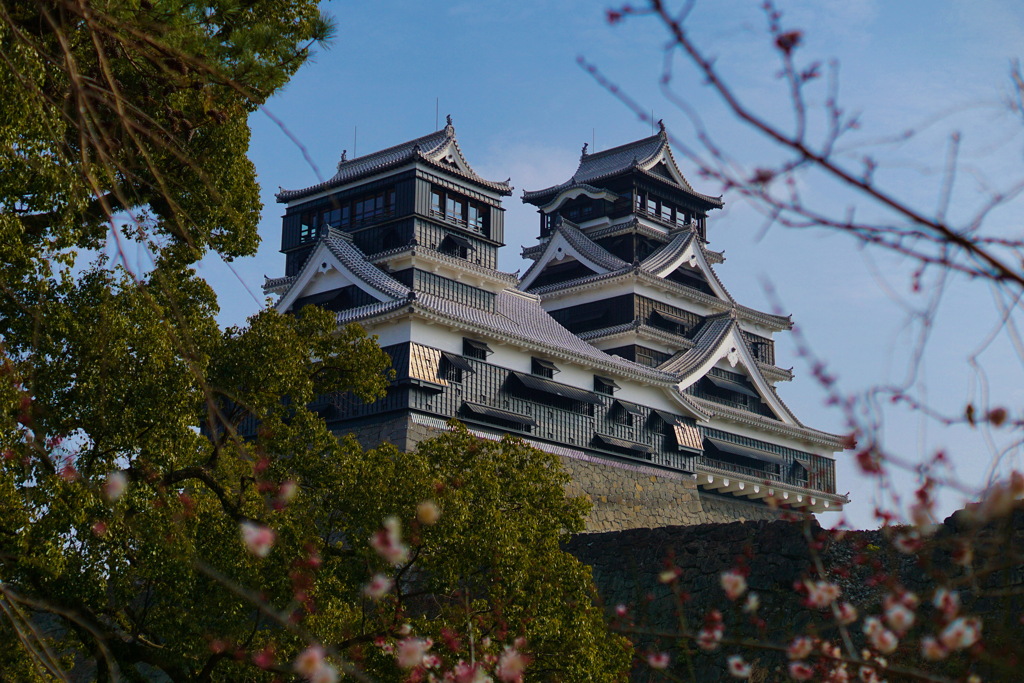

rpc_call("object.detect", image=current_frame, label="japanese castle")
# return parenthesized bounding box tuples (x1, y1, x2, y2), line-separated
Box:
(266, 119, 848, 528)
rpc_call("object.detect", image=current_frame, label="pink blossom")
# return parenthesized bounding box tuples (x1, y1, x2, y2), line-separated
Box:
(826, 663, 850, 682)
(363, 573, 393, 600)
(939, 616, 981, 650)
(932, 587, 960, 619)
(696, 627, 722, 651)
(279, 479, 299, 503)
(294, 646, 338, 683)
(452, 661, 489, 683)
(240, 521, 275, 558)
(396, 637, 431, 669)
(920, 636, 948, 661)
(423, 653, 442, 668)
(786, 636, 814, 661)
(310, 665, 338, 683)
(369, 516, 410, 566)
(788, 661, 815, 681)
(836, 601, 858, 625)
(975, 474, 1024, 520)
(417, 500, 441, 525)
(720, 570, 747, 601)
(804, 580, 841, 609)
(742, 592, 760, 613)
(496, 646, 530, 682)
(893, 532, 923, 554)
(858, 665, 881, 683)
(614, 603, 628, 617)
(252, 646, 275, 669)
(883, 590, 918, 611)
(646, 652, 670, 669)
(294, 645, 324, 675)
(863, 617, 898, 654)
(820, 640, 842, 659)
(103, 471, 128, 502)
(727, 654, 751, 678)
(884, 602, 915, 633)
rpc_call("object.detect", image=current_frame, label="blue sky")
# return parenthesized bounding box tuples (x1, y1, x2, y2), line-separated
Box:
(195, 0, 1024, 529)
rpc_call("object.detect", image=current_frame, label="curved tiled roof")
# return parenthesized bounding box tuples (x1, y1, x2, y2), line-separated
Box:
(687, 395, 845, 448)
(554, 218, 629, 271)
(522, 130, 722, 207)
(335, 286, 680, 386)
(518, 218, 629, 290)
(276, 124, 512, 202)
(264, 274, 297, 292)
(527, 266, 791, 331)
(368, 245, 520, 285)
(584, 217, 674, 244)
(320, 229, 410, 300)
(657, 315, 734, 376)
(640, 230, 697, 274)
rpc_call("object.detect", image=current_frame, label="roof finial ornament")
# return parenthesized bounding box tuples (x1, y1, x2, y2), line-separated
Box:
(581, 142, 589, 158)
(336, 149, 348, 171)
(445, 114, 453, 128)
(657, 119, 666, 135)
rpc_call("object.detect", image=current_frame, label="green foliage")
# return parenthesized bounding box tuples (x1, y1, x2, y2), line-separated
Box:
(314, 426, 633, 681)
(0, 0, 331, 278)
(0, 5, 629, 681)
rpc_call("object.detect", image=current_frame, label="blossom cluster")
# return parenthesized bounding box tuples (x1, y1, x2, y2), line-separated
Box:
(375, 633, 530, 682)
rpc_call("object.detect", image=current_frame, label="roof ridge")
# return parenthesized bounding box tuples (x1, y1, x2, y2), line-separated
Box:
(583, 133, 662, 161)
(331, 127, 449, 178)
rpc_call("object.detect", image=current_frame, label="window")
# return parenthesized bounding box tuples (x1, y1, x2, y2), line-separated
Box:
(440, 233, 472, 259)
(429, 186, 489, 235)
(531, 357, 558, 378)
(440, 352, 474, 384)
(594, 376, 619, 395)
(660, 203, 673, 222)
(792, 461, 809, 485)
(468, 204, 484, 230)
(445, 196, 464, 222)
(463, 338, 492, 360)
(647, 197, 658, 214)
(292, 187, 396, 245)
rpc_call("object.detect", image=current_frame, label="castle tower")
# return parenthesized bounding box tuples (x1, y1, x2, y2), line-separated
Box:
(267, 121, 848, 530)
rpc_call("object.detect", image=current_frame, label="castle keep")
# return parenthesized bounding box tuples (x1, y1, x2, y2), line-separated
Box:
(265, 120, 848, 530)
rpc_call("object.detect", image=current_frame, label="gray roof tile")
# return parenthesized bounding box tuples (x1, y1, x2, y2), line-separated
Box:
(657, 315, 734, 376)
(321, 229, 410, 300)
(522, 131, 722, 207)
(640, 230, 696, 273)
(519, 218, 629, 286)
(277, 124, 511, 202)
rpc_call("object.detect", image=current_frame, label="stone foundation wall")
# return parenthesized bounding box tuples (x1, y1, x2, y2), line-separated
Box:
(698, 490, 782, 523)
(560, 455, 707, 531)
(333, 413, 436, 453)
(333, 414, 782, 532)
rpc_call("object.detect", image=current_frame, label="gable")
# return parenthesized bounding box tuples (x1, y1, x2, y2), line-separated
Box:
(274, 238, 406, 314)
(518, 226, 626, 290)
(642, 236, 733, 303)
(673, 323, 798, 425)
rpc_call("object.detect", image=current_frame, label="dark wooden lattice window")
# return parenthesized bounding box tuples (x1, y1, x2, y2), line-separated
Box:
(463, 338, 491, 360)
(594, 376, 619, 395)
(531, 358, 558, 378)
